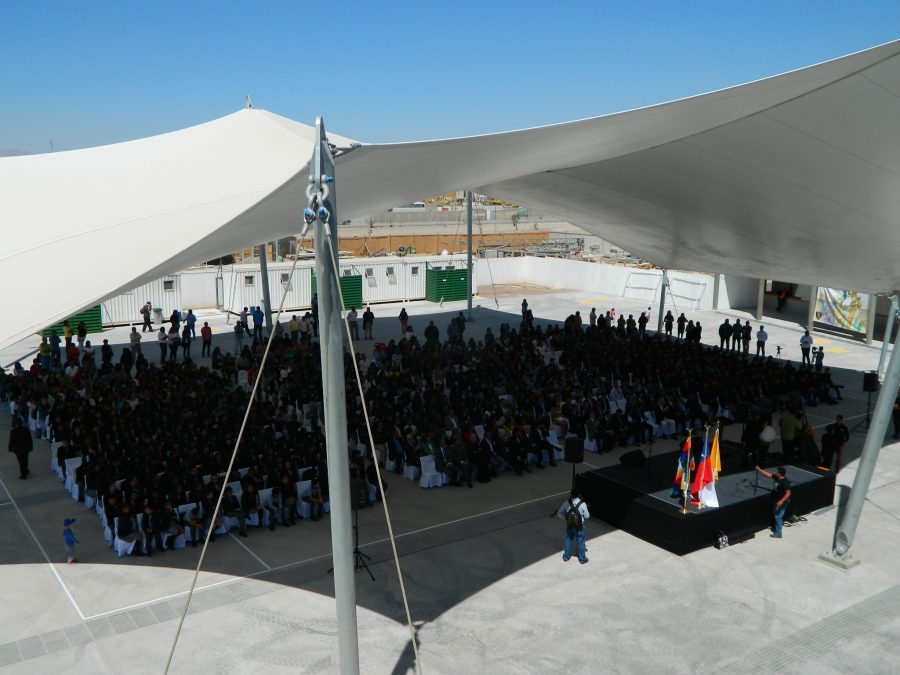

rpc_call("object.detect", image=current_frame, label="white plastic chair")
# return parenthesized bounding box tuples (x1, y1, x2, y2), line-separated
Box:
(166, 526, 187, 550)
(50, 441, 63, 479)
(643, 411, 662, 438)
(84, 477, 95, 510)
(418, 455, 445, 489)
(64, 457, 82, 498)
(660, 417, 677, 437)
(296, 480, 312, 519)
(403, 463, 420, 481)
(258, 487, 277, 526)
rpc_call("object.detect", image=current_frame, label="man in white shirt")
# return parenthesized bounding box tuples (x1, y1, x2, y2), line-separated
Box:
(129, 327, 142, 356)
(557, 490, 591, 564)
(756, 325, 768, 356)
(800, 330, 813, 365)
(347, 307, 359, 340)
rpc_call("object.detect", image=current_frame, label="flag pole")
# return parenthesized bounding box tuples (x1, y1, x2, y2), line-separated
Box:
(681, 428, 692, 514)
(713, 421, 721, 482)
(696, 425, 710, 509)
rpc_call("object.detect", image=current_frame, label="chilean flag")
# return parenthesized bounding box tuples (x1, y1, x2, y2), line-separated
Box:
(691, 436, 719, 507)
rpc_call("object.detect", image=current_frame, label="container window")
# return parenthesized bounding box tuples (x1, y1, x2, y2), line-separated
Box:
(163, 280, 175, 291)
(411, 266, 419, 276)
(244, 276, 255, 287)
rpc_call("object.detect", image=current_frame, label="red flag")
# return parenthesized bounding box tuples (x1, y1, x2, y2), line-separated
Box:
(690, 436, 714, 504)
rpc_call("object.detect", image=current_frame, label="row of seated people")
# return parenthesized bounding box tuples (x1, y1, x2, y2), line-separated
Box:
(50, 445, 331, 556)
(103, 477, 326, 557)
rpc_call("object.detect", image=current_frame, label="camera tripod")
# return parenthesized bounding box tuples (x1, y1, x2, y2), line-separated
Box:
(328, 507, 374, 581)
(851, 389, 873, 433)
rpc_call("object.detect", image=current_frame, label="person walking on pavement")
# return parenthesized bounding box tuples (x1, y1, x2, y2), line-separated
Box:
(8, 416, 33, 479)
(63, 518, 79, 564)
(140, 302, 153, 332)
(556, 490, 590, 564)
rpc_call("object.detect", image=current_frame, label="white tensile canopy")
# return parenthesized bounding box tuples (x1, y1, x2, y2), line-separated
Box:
(3, 40, 900, 350)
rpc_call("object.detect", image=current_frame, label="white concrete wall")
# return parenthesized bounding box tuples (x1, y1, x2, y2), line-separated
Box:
(719, 274, 760, 310)
(180, 270, 217, 309)
(476, 257, 717, 310)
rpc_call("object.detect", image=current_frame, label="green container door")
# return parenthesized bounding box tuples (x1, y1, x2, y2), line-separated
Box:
(425, 267, 469, 302)
(311, 272, 363, 310)
(42, 304, 103, 337)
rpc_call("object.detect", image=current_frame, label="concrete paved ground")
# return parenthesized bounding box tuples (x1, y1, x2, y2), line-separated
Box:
(1, 286, 898, 673)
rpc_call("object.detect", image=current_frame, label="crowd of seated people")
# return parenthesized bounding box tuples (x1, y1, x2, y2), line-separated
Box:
(1, 306, 844, 556)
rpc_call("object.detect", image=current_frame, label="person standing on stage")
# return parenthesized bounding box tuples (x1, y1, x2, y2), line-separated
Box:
(556, 490, 590, 563)
(755, 465, 791, 538)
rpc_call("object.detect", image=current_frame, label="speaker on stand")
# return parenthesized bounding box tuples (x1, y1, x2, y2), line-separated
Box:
(564, 437, 584, 493)
(853, 371, 879, 432)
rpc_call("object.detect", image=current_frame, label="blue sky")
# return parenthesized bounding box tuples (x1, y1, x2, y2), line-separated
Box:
(2, 1, 899, 152)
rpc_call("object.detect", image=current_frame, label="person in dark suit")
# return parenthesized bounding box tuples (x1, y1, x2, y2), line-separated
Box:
(222, 486, 247, 536)
(241, 482, 274, 531)
(142, 503, 163, 557)
(433, 438, 461, 486)
(8, 417, 32, 479)
(530, 422, 558, 467)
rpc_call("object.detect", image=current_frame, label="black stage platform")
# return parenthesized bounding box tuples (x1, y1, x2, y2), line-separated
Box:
(576, 448, 835, 555)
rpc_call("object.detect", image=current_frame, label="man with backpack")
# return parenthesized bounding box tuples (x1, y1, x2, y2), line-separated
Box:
(556, 489, 590, 564)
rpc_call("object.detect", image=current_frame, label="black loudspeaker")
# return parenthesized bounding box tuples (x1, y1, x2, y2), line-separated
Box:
(863, 371, 879, 393)
(350, 478, 369, 510)
(733, 402, 752, 424)
(619, 449, 646, 468)
(564, 437, 584, 464)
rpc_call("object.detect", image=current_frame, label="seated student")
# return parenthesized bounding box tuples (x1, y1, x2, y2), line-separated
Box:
(241, 482, 274, 531)
(117, 503, 144, 556)
(200, 489, 221, 541)
(157, 500, 184, 549)
(303, 477, 325, 521)
(141, 502, 164, 557)
(182, 501, 204, 548)
(222, 486, 247, 537)
(277, 474, 298, 526)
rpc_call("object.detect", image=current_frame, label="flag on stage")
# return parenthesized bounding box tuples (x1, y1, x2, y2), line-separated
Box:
(671, 436, 694, 497)
(691, 435, 719, 507)
(710, 426, 722, 481)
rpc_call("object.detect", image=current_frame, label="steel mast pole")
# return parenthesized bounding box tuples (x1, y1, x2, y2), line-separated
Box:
(657, 269, 668, 334)
(823, 301, 900, 568)
(258, 243, 274, 336)
(309, 117, 359, 672)
(466, 190, 473, 320)
(876, 295, 899, 380)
